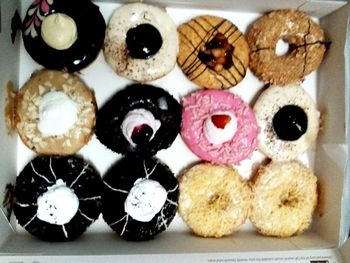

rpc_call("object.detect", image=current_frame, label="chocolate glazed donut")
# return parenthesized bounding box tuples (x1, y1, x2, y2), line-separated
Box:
(22, 0, 106, 72)
(177, 15, 250, 89)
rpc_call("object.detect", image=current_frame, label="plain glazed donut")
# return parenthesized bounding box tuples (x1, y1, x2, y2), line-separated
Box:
(247, 9, 326, 85)
(177, 15, 250, 89)
(178, 163, 252, 238)
(250, 161, 318, 237)
(103, 3, 178, 82)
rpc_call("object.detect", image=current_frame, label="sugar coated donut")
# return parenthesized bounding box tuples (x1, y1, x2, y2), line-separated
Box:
(250, 161, 318, 237)
(102, 155, 178, 241)
(177, 15, 249, 89)
(13, 155, 103, 241)
(22, 0, 106, 72)
(96, 84, 181, 156)
(16, 70, 97, 155)
(104, 3, 178, 82)
(181, 89, 258, 165)
(247, 9, 326, 85)
(253, 84, 319, 161)
(178, 163, 251, 238)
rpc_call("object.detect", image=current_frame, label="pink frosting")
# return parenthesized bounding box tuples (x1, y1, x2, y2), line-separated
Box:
(181, 89, 259, 165)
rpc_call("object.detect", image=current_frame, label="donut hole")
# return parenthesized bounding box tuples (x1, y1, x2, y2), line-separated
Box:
(279, 190, 299, 208)
(207, 192, 230, 210)
(275, 38, 291, 56)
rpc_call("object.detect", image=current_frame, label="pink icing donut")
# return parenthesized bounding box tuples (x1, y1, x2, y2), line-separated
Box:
(181, 90, 259, 165)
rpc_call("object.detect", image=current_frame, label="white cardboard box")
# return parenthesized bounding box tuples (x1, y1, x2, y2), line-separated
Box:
(0, 0, 349, 262)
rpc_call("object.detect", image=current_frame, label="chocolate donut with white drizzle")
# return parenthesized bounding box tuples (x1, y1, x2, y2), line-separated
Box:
(13, 156, 103, 241)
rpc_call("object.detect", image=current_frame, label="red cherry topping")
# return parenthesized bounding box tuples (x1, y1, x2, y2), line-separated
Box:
(211, 114, 231, 129)
(131, 124, 153, 145)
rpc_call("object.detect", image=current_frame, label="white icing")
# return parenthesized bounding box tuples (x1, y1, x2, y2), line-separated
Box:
(41, 13, 78, 50)
(37, 179, 79, 225)
(121, 109, 161, 147)
(124, 179, 167, 222)
(204, 112, 238, 145)
(38, 91, 78, 136)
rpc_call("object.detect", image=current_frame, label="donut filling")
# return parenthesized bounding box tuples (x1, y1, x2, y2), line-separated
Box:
(41, 13, 78, 50)
(124, 178, 167, 222)
(198, 33, 234, 72)
(204, 112, 238, 145)
(37, 179, 79, 225)
(38, 91, 79, 137)
(272, 105, 308, 141)
(121, 109, 161, 147)
(126, 23, 163, 59)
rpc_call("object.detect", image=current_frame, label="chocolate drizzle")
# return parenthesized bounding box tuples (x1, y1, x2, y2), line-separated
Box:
(179, 16, 246, 89)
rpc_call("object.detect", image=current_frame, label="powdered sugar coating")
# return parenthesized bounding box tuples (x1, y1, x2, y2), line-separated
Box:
(181, 90, 259, 165)
(103, 3, 178, 82)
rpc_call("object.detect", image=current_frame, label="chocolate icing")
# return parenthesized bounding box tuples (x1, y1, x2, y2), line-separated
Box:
(22, 0, 106, 72)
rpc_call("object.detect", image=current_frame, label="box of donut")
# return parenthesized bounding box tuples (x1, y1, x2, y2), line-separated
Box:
(0, 0, 349, 262)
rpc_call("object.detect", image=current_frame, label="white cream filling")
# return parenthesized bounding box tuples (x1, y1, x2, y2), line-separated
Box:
(121, 109, 161, 147)
(38, 91, 78, 137)
(204, 112, 238, 145)
(124, 178, 167, 222)
(37, 179, 79, 225)
(41, 13, 78, 50)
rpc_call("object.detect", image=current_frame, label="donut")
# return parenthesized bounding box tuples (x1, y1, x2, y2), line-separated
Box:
(181, 89, 259, 165)
(22, 0, 106, 72)
(250, 161, 318, 237)
(178, 163, 251, 238)
(95, 84, 181, 156)
(13, 155, 103, 241)
(247, 9, 326, 85)
(177, 15, 249, 89)
(102, 155, 178, 241)
(253, 84, 319, 161)
(103, 3, 178, 82)
(15, 69, 96, 155)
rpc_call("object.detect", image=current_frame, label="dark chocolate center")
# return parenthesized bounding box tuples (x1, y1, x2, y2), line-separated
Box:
(126, 23, 162, 59)
(131, 124, 153, 145)
(272, 105, 308, 141)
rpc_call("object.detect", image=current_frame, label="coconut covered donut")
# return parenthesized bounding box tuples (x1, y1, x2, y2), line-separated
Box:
(250, 161, 318, 237)
(104, 3, 178, 82)
(254, 84, 319, 161)
(247, 9, 326, 85)
(13, 155, 103, 241)
(178, 163, 252, 238)
(178, 15, 249, 89)
(15, 69, 97, 155)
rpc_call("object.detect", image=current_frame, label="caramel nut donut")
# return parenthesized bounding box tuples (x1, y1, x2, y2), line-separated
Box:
(16, 70, 96, 155)
(250, 161, 318, 237)
(178, 163, 252, 238)
(177, 15, 250, 89)
(247, 9, 326, 85)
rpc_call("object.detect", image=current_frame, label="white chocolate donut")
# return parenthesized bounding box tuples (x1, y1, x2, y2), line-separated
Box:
(250, 161, 318, 237)
(103, 3, 178, 82)
(253, 84, 319, 161)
